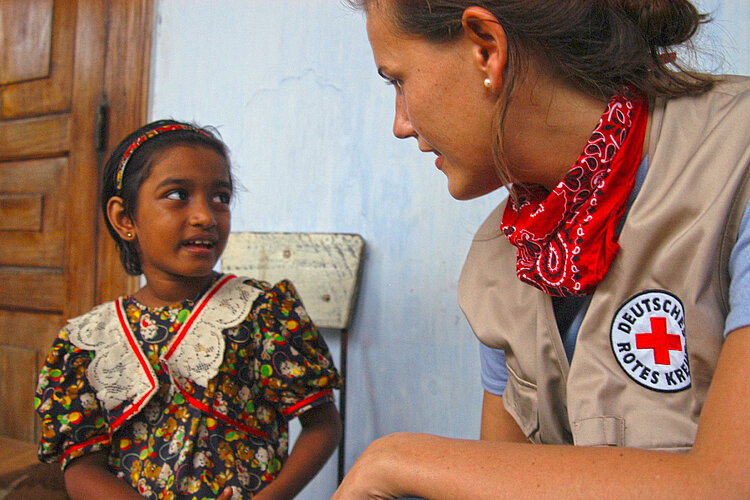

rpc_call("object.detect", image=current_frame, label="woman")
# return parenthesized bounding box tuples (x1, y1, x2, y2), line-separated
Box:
(334, 1, 750, 498)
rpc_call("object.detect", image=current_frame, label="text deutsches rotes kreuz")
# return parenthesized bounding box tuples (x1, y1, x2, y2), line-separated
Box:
(610, 290, 691, 392)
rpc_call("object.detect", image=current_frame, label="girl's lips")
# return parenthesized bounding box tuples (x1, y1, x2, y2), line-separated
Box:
(435, 154, 444, 170)
(182, 239, 217, 257)
(183, 239, 215, 247)
(182, 245, 216, 259)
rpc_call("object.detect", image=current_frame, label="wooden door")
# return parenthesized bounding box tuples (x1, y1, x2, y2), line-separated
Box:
(0, 0, 153, 444)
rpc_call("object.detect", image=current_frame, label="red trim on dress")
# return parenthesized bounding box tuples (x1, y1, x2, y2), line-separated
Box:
(110, 275, 236, 432)
(173, 379, 268, 439)
(282, 389, 333, 416)
(163, 274, 235, 360)
(105, 276, 271, 443)
(110, 299, 158, 431)
(61, 434, 110, 463)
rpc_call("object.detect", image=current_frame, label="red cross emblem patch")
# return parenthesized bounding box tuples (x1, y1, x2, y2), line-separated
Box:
(610, 290, 690, 392)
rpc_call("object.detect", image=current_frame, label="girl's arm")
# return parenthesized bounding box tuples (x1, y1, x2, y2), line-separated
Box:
(255, 401, 342, 500)
(479, 391, 527, 442)
(333, 326, 750, 499)
(63, 450, 141, 500)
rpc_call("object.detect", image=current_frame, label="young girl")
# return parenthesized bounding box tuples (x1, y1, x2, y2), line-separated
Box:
(34, 120, 342, 500)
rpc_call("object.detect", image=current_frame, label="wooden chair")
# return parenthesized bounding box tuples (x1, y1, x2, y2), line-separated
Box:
(221, 231, 365, 484)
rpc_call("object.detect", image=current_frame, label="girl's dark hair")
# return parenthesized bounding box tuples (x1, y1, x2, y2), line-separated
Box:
(101, 119, 231, 275)
(350, 0, 715, 185)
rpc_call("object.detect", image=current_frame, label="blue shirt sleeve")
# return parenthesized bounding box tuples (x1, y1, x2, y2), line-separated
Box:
(479, 343, 508, 396)
(725, 196, 750, 335)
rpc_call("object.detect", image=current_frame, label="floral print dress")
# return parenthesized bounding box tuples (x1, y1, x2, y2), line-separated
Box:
(35, 275, 340, 499)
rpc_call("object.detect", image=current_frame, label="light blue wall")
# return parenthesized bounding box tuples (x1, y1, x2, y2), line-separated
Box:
(149, 1, 750, 498)
(693, 1, 750, 73)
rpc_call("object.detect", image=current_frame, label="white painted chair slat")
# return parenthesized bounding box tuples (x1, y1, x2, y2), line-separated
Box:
(222, 232, 364, 330)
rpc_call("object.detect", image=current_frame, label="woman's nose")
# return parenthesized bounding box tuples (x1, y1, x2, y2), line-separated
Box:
(392, 92, 416, 139)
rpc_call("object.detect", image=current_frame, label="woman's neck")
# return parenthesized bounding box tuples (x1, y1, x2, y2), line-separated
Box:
(503, 70, 610, 191)
(134, 272, 219, 307)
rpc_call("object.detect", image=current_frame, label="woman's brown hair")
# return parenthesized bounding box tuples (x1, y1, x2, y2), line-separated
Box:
(350, 0, 716, 186)
(352, 0, 714, 99)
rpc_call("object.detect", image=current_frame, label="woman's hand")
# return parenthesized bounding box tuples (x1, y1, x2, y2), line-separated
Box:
(332, 433, 424, 500)
(334, 327, 750, 499)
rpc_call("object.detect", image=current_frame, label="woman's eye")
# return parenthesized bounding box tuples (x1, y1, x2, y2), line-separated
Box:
(379, 70, 402, 90)
(385, 78, 402, 91)
(166, 190, 188, 201)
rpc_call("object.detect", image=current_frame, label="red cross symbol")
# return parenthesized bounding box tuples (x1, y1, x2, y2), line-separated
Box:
(635, 317, 682, 365)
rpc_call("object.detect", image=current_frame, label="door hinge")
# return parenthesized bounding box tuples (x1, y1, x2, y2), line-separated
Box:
(95, 98, 109, 151)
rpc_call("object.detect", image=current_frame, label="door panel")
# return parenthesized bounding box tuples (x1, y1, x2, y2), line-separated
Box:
(0, 0, 151, 444)
(1, 0, 75, 118)
(0, 158, 67, 267)
(0, 269, 64, 312)
(0, 116, 70, 159)
(0, 310, 63, 441)
(0, 194, 43, 231)
(0, 0, 54, 85)
(0, 345, 38, 441)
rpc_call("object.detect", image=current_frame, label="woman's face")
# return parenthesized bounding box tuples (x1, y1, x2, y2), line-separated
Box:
(366, 6, 502, 200)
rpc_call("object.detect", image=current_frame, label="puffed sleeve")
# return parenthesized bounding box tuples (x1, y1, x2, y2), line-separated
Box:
(34, 329, 110, 470)
(253, 280, 341, 419)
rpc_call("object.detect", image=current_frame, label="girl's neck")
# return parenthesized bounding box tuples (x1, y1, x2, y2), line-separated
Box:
(133, 272, 220, 308)
(503, 69, 611, 191)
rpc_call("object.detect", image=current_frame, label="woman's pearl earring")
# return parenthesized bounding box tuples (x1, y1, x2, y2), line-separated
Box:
(126, 233, 133, 239)
(484, 78, 492, 89)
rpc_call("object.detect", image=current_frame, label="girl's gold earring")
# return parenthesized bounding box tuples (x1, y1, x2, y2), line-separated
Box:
(484, 78, 492, 89)
(126, 233, 133, 239)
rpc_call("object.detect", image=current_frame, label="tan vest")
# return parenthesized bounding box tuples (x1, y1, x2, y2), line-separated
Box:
(458, 77, 750, 450)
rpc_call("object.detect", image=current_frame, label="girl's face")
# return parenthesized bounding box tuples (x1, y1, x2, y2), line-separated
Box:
(131, 144, 231, 289)
(366, 6, 502, 200)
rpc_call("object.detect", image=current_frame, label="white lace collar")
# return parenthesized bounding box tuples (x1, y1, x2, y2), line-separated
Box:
(67, 275, 261, 412)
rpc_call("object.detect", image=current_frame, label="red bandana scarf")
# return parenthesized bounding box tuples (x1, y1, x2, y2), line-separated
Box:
(500, 91, 648, 297)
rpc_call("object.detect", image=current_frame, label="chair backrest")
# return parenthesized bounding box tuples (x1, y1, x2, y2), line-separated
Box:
(221, 232, 365, 330)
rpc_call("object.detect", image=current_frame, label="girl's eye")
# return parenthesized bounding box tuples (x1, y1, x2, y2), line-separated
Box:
(213, 192, 231, 204)
(166, 190, 188, 201)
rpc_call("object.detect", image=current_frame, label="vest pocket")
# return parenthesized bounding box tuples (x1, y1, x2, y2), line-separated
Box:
(503, 366, 540, 441)
(572, 417, 625, 447)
